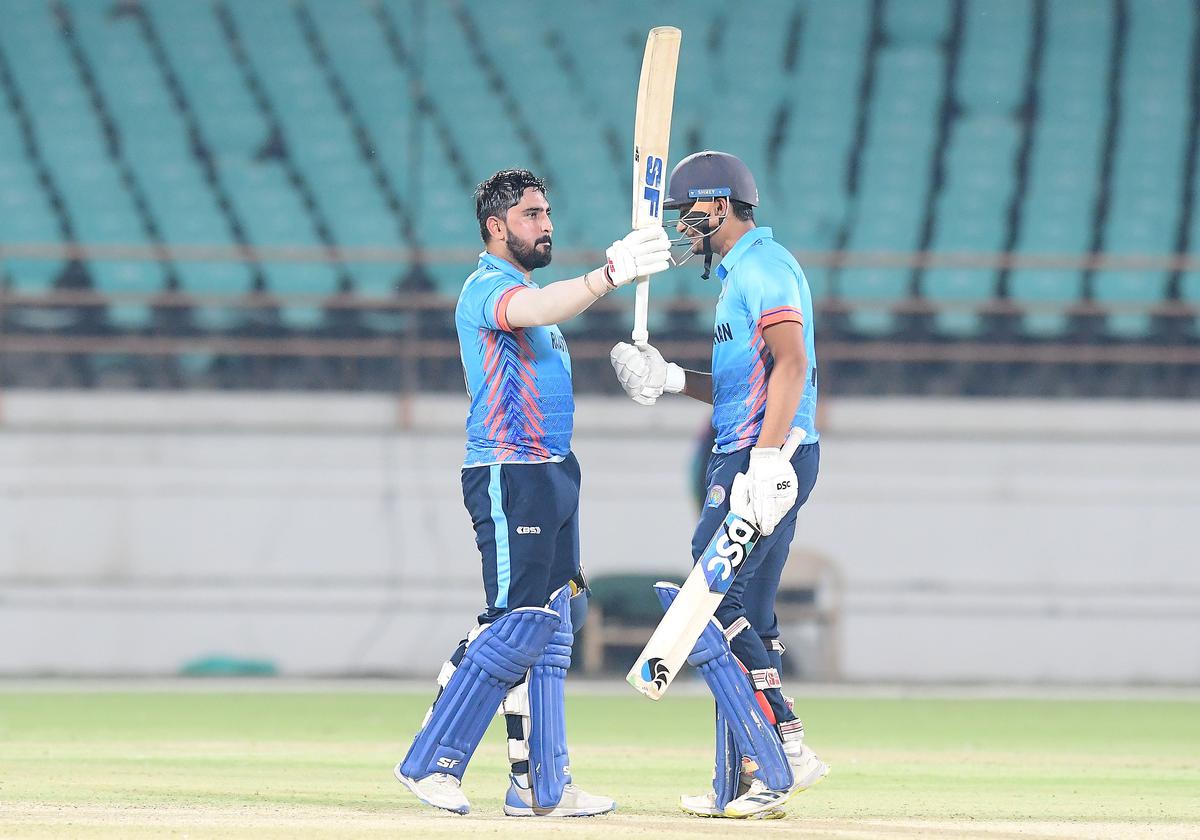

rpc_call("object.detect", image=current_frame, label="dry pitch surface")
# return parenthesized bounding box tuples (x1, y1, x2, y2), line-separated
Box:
(1, 683, 1197, 839)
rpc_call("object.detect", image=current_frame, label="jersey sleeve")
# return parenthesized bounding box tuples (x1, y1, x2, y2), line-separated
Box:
(739, 254, 805, 330)
(468, 271, 525, 332)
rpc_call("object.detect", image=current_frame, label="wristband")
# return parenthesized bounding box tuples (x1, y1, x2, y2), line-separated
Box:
(583, 269, 608, 299)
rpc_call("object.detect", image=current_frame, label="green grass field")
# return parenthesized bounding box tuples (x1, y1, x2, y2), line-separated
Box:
(1, 685, 1198, 839)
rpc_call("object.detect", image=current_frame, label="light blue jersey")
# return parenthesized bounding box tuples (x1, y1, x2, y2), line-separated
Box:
(456, 252, 574, 467)
(710, 227, 819, 453)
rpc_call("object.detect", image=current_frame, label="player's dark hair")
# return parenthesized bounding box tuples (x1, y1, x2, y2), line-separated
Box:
(475, 169, 548, 243)
(730, 199, 755, 222)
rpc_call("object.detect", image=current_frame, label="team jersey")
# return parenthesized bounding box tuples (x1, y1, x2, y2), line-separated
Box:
(710, 227, 819, 453)
(456, 252, 574, 467)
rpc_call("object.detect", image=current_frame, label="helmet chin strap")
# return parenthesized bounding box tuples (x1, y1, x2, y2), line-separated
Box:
(700, 228, 714, 280)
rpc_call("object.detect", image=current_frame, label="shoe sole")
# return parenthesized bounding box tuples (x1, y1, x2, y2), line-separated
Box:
(393, 764, 469, 815)
(680, 805, 786, 820)
(504, 805, 617, 817)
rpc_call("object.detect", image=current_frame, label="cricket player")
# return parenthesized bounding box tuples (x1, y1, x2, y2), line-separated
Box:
(395, 169, 670, 817)
(610, 151, 828, 818)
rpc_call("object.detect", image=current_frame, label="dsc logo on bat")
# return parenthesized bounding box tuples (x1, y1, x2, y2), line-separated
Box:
(700, 514, 759, 594)
(643, 155, 664, 219)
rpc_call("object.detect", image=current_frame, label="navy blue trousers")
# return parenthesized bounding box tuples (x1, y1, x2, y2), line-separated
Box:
(461, 454, 581, 625)
(691, 442, 820, 722)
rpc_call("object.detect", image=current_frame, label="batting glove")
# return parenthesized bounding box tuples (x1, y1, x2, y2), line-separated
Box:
(729, 438, 804, 536)
(610, 341, 684, 406)
(604, 227, 671, 288)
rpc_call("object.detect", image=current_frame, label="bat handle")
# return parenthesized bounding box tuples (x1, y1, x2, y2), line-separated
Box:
(781, 427, 807, 458)
(632, 276, 650, 348)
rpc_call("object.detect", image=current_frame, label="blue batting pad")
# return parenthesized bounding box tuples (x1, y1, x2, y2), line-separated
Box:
(714, 705, 740, 809)
(654, 583, 793, 792)
(529, 584, 574, 808)
(399, 607, 559, 782)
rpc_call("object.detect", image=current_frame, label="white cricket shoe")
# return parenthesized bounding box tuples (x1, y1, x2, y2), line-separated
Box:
(723, 744, 829, 819)
(503, 775, 616, 817)
(394, 765, 470, 815)
(679, 789, 785, 820)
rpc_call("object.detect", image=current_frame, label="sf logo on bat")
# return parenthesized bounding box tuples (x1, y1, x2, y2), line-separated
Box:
(643, 154, 664, 219)
(700, 514, 760, 594)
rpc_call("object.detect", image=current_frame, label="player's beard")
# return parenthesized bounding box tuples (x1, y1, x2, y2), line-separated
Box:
(508, 231, 553, 271)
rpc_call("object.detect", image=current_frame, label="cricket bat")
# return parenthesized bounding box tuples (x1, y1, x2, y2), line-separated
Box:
(630, 26, 681, 349)
(628, 428, 807, 700)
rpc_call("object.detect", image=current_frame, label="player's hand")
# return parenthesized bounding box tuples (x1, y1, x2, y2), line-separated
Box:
(729, 442, 802, 536)
(610, 341, 684, 405)
(604, 227, 671, 288)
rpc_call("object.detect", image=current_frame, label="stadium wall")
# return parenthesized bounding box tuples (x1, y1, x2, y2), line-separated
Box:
(1, 391, 1198, 684)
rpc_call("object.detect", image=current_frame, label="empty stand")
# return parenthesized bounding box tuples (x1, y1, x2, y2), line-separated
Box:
(0, 0, 1195, 392)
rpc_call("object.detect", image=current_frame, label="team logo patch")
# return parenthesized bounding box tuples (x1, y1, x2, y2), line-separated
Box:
(642, 657, 671, 692)
(705, 484, 726, 508)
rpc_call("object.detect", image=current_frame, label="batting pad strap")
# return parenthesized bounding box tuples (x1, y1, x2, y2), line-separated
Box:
(399, 607, 559, 783)
(654, 583, 793, 792)
(778, 718, 805, 741)
(766, 639, 786, 653)
(528, 584, 574, 809)
(749, 668, 782, 691)
(723, 616, 751, 641)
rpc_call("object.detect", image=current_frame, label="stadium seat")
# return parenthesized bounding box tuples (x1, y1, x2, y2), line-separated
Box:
(1008, 270, 1083, 337)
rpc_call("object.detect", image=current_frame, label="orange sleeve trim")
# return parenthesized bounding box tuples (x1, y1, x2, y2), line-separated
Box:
(758, 306, 804, 329)
(493, 285, 524, 332)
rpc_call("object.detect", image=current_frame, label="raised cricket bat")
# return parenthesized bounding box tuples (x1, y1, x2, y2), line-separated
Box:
(630, 26, 681, 349)
(628, 428, 807, 700)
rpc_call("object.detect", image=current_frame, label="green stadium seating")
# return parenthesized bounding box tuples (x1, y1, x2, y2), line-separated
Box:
(0, 0, 1194, 352)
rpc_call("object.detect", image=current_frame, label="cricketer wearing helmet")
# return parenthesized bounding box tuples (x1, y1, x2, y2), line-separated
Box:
(395, 169, 670, 817)
(610, 151, 828, 819)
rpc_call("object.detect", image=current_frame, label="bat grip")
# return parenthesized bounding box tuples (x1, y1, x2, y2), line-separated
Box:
(632, 277, 649, 348)
(781, 427, 807, 458)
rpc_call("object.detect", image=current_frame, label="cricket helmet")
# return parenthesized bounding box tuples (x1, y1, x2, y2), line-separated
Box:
(664, 150, 759, 210)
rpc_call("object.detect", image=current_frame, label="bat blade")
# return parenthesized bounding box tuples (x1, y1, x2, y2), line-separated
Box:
(631, 26, 680, 348)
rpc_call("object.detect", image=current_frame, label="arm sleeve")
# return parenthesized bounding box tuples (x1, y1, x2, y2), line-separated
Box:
(740, 256, 805, 331)
(471, 273, 525, 332)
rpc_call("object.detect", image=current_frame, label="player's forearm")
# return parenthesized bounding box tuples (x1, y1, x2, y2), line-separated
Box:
(504, 269, 612, 328)
(757, 350, 807, 448)
(681, 369, 713, 404)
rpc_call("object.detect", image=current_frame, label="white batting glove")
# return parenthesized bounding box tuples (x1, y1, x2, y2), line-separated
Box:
(729, 438, 804, 536)
(610, 341, 653, 405)
(604, 227, 671, 288)
(635, 343, 685, 403)
(610, 342, 684, 406)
